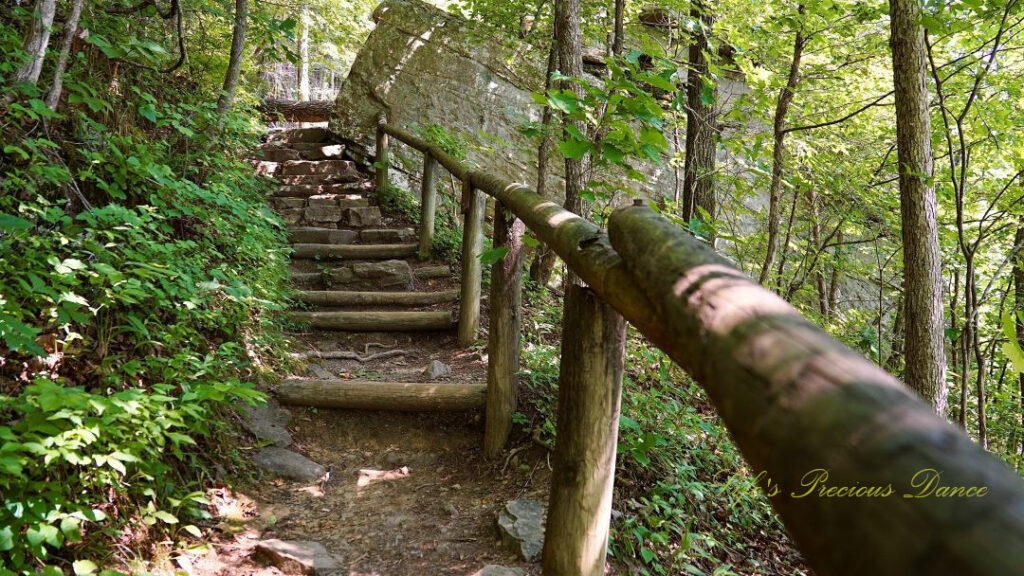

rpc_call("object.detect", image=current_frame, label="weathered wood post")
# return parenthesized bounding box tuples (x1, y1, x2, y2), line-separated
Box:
(418, 154, 439, 260)
(457, 178, 485, 347)
(374, 112, 389, 194)
(542, 285, 627, 576)
(484, 201, 524, 457)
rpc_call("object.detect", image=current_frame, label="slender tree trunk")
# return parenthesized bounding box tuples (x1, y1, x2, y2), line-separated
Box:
(612, 0, 625, 56)
(555, 0, 586, 219)
(887, 293, 905, 373)
(808, 189, 828, 316)
(216, 0, 249, 115)
(1014, 220, 1024, 458)
(297, 1, 310, 102)
(758, 11, 805, 285)
(828, 229, 842, 313)
(888, 0, 947, 414)
(530, 37, 560, 286)
(681, 0, 717, 239)
(16, 0, 57, 85)
(45, 0, 86, 111)
(773, 185, 800, 292)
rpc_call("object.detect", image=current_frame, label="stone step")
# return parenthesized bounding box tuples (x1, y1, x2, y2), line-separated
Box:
(295, 289, 458, 307)
(286, 226, 414, 244)
(279, 159, 358, 176)
(288, 262, 447, 290)
(359, 227, 416, 243)
(288, 310, 455, 331)
(277, 379, 486, 411)
(274, 182, 371, 198)
(259, 148, 302, 163)
(291, 243, 417, 260)
(299, 144, 345, 161)
(267, 127, 330, 144)
(271, 196, 369, 211)
(278, 205, 381, 228)
(277, 173, 363, 186)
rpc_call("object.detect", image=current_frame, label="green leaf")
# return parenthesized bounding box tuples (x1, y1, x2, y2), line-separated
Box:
(138, 104, 158, 124)
(547, 90, 579, 113)
(0, 525, 13, 551)
(640, 546, 656, 563)
(478, 246, 509, 267)
(0, 213, 33, 230)
(153, 510, 178, 524)
(558, 138, 591, 159)
(183, 525, 203, 538)
(27, 523, 61, 548)
(73, 559, 98, 575)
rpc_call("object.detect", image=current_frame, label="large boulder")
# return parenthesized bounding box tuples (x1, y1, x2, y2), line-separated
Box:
(330, 0, 750, 202)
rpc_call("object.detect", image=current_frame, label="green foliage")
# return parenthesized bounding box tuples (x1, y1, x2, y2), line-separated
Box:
(0, 5, 291, 572)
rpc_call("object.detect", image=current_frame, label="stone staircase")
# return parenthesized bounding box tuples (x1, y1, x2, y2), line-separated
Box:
(253, 126, 486, 411)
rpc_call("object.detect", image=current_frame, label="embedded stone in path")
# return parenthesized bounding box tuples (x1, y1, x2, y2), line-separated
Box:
(422, 359, 451, 380)
(238, 399, 293, 447)
(325, 259, 413, 290)
(254, 539, 340, 575)
(473, 566, 526, 576)
(252, 447, 325, 482)
(497, 499, 546, 561)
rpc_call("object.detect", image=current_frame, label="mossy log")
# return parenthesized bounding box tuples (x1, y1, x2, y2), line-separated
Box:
(277, 379, 485, 411)
(289, 310, 454, 331)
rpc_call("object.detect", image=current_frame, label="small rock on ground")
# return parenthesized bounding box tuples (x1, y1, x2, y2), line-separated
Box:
(422, 359, 451, 380)
(254, 539, 340, 575)
(497, 499, 546, 561)
(238, 399, 293, 447)
(252, 447, 325, 482)
(472, 566, 526, 576)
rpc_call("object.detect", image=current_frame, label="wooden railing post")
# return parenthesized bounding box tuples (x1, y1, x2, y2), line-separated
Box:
(418, 154, 439, 260)
(484, 201, 524, 457)
(374, 113, 389, 193)
(457, 178, 485, 347)
(542, 285, 626, 576)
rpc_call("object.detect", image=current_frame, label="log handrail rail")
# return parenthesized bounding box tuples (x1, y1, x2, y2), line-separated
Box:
(373, 116, 1024, 576)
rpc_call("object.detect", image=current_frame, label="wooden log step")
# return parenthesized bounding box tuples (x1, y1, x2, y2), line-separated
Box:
(277, 379, 486, 411)
(296, 289, 458, 307)
(414, 265, 451, 279)
(291, 243, 417, 259)
(288, 310, 454, 331)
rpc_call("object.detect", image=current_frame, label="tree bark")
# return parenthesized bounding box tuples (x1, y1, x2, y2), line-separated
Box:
(530, 36, 560, 286)
(758, 10, 804, 285)
(612, 0, 625, 56)
(681, 0, 717, 238)
(216, 0, 249, 115)
(45, 0, 86, 111)
(542, 285, 626, 576)
(888, 0, 947, 415)
(555, 0, 587, 219)
(297, 1, 311, 101)
(16, 0, 57, 86)
(278, 379, 485, 411)
(457, 180, 486, 347)
(288, 310, 454, 331)
(484, 202, 525, 457)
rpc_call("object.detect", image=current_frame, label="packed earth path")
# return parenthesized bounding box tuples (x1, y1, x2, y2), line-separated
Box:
(185, 126, 559, 576)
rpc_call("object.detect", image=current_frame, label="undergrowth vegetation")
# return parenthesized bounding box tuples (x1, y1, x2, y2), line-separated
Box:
(1, 5, 291, 573)
(517, 284, 804, 575)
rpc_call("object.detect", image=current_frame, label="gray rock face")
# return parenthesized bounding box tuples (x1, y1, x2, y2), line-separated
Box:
(254, 539, 340, 575)
(473, 566, 526, 576)
(252, 447, 325, 482)
(497, 499, 546, 561)
(329, 0, 750, 203)
(238, 400, 293, 447)
(421, 359, 451, 380)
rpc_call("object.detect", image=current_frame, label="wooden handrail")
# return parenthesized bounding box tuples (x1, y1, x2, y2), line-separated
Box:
(373, 118, 1024, 576)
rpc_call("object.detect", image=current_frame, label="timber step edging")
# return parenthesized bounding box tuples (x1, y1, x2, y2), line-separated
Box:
(296, 289, 458, 307)
(288, 310, 455, 331)
(291, 243, 418, 259)
(277, 379, 486, 411)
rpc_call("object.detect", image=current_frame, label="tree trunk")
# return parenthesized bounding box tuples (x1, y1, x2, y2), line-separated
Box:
(555, 0, 587, 219)
(216, 0, 249, 115)
(297, 1, 311, 102)
(530, 37, 560, 286)
(457, 181, 486, 347)
(828, 229, 842, 313)
(758, 11, 804, 285)
(612, 0, 625, 56)
(45, 0, 86, 111)
(888, 0, 947, 414)
(542, 285, 626, 576)
(1015, 220, 1024, 458)
(16, 0, 57, 86)
(681, 0, 717, 239)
